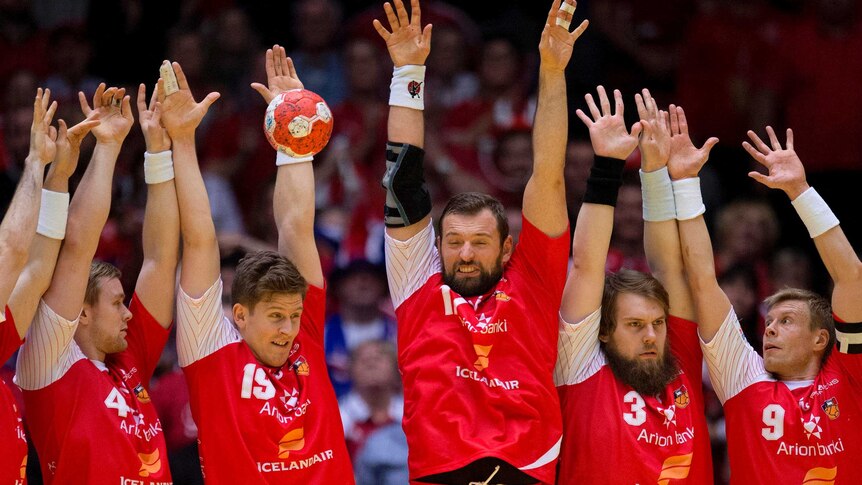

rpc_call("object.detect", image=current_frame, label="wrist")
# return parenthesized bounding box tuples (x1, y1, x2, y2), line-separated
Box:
(791, 187, 839, 238)
(390, 65, 426, 110)
(24, 154, 47, 167)
(786, 182, 810, 201)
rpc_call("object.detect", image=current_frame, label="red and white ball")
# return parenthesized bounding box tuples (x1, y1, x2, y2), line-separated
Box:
(263, 89, 334, 158)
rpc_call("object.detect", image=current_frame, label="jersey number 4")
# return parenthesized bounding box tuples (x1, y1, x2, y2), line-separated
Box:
(104, 387, 132, 417)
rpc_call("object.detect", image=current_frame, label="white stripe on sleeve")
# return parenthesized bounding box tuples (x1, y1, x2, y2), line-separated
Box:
(554, 308, 605, 386)
(700, 309, 772, 404)
(15, 300, 86, 390)
(177, 278, 239, 367)
(384, 220, 440, 309)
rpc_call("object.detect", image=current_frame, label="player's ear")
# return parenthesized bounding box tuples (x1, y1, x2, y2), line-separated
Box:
(813, 327, 829, 353)
(233, 303, 249, 330)
(501, 234, 514, 264)
(78, 307, 90, 326)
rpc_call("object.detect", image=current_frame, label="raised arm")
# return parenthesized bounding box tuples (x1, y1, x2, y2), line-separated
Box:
(745, 127, 862, 321)
(374, 0, 433, 241)
(524, 0, 588, 237)
(8, 110, 98, 337)
(43, 84, 133, 321)
(159, 62, 221, 298)
(251, 45, 323, 287)
(0, 89, 56, 318)
(670, 106, 728, 341)
(134, 83, 180, 327)
(562, 86, 640, 323)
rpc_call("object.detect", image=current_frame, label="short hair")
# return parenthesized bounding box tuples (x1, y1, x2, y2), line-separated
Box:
(600, 269, 670, 339)
(764, 288, 836, 362)
(85, 261, 122, 306)
(232, 251, 308, 309)
(437, 192, 509, 244)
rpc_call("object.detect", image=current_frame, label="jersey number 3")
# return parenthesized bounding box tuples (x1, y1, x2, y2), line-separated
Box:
(624, 390, 647, 426)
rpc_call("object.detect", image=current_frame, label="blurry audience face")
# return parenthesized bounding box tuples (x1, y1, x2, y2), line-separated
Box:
(49, 29, 91, 81)
(169, 32, 205, 80)
(345, 38, 382, 94)
(216, 9, 253, 55)
(564, 139, 594, 202)
(4, 70, 36, 110)
(480, 39, 519, 91)
(495, 130, 532, 187)
(338, 270, 386, 311)
(771, 248, 813, 290)
(295, 0, 340, 52)
(428, 26, 468, 79)
(612, 184, 644, 250)
(717, 201, 777, 263)
(5, 106, 32, 166)
(350, 341, 398, 392)
(720, 274, 758, 320)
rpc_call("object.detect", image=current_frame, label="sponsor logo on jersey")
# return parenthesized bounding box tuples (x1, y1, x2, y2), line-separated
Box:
(454, 365, 520, 390)
(137, 449, 162, 477)
(821, 397, 840, 420)
(673, 385, 690, 409)
(121, 366, 139, 383)
(292, 356, 309, 376)
(658, 405, 677, 428)
(473, 343, 492, 371)
(258, 449, 334, 473)
(802, 466, 837, 485)
(19, 455, 27, 480)
(802, 415, 823, 440)
(657, 453, 692, 485)
(133, 383, 151, 404)
(494, 290, 511, 302)
(278, 427, 306, 459)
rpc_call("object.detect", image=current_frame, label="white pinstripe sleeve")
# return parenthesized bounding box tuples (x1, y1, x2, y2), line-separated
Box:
(15, 300, 86, 390)
(700, 309, 772, 404)
(384, 220, 440, 309)
(177, 278, 240, 368)
(0, 310, 5, 323)
(554, 308, 606, 386)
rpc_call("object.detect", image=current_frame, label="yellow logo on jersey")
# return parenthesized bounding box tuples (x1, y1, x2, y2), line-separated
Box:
(293, 356, 310, 376)
(821, 397, 840, 420)
(657, 453, 692, 484)
(278, 427, 306, 459)
(133, 383, 151, 404)
(802, 466, 837, 484)
(138, 449, 162, 477)
(19, 455, 27, 479)
(494, 291, 511, 302)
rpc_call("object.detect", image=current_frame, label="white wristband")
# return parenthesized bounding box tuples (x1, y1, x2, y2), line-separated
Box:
(144, 150, 174, 184)
(37, 189, 70, 240)
(389, 65, 426, 111)
(672, 178, 706, 221)
(791, 187, 839, 238)
(640, 167, 676, 221)
(276, 152, 313, 166)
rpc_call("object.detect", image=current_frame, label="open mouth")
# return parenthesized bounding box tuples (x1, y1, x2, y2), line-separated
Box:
(272, 341, 290, 348)
(457, 265, 479, 276)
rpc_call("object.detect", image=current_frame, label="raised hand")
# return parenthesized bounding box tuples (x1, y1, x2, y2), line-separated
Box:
(744, 126, 809, 199)
(158, 61, 221, 139)
(666, 105, 719, 180)
(635, 89, 671, 172)
(251, 45, 304, 104)
(373, 0, 432, 67)
(538, 0, 589, 72)
(52, 114, 100, 180)
(78, 83, 134, 146)
(28, 87, 59, 166)
(575, 86, 642, 159)
(137, 82, 170, 153)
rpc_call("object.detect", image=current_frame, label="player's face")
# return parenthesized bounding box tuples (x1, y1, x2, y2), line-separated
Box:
(234, 292, 304, 368)
(762, 300, 822, 377)
(605, 293, 668, 362)
(87, 277, 132, 355)
(439, 209, 513, 297)
(601, 292, 679, 397)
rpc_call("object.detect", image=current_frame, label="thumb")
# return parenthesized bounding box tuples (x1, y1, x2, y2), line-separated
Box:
(422, 24, 433, 45)
(630, 121, 643, 139)
(201, 92, 221, 110)
(250, 83, 273, 104)
(700, 137, 720, 155)
(748, 171, 771, 187)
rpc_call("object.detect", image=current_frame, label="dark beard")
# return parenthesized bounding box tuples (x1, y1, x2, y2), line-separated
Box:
(603, 341, 680, 398)
(441, 256, 504, 297)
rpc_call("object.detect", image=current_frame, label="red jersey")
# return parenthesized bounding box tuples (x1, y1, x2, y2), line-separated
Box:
(702, 310, 862, 483)
(555, 311, 713, 484)
(1, 307, 27, 484)
(384, 216, 569, 484)
(16, 296, 172, 484)
(177, 280, 353, 484)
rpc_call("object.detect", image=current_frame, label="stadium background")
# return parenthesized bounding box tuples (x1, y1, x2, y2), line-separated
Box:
(1, 0, 861, 483)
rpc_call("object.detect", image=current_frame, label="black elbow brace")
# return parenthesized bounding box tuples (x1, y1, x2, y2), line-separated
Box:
(381, 142, 432, 227)
(583, 155, 626, 207)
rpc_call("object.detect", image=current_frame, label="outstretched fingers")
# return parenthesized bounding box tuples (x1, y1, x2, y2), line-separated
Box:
(786, 128, 794, 150)
(172, 62, 190, 91)
(575, 108, 593, 127)
(613, 89, 624, 117)
(394, 0, 410, 28)
(766, 125, 782, 151)
(747, 129, 771, 155)
(676, 106, 689, 135)
(410, 0, 422, 27)
(585, 92, 601, 120)
(597, 86, 611, 117)
(384, 2, 399, 31)
(742, 141, 768, 164)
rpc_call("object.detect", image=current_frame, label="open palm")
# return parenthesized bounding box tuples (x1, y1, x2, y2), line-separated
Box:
(373, 0, 432, 67)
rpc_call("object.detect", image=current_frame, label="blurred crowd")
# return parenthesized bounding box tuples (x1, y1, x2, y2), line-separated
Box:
(1, 0, 861, 483)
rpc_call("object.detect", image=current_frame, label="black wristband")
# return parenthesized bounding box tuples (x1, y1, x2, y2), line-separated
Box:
(583, 155, 626, 207)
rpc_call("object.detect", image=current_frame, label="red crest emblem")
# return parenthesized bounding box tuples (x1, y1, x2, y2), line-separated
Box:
(408, 80, 423, 98)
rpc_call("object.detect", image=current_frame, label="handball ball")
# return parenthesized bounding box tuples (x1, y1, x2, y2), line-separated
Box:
(263, 89, 334, 158)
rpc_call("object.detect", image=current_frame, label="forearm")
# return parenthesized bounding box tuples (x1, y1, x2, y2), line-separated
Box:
(388, 106, 424, 148)
(275, 161, 323, 287)
(0, 159, 44, 268)
(561, 203, 613, 325)
(141, 181, 180, 270)
(678, 216, 731, 339)
(8, 234, 62, 338)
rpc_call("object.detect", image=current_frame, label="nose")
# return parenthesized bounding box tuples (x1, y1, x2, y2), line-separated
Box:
(459, 243, 475, 261)
(643, 325, 657, 345)
(765, 321, 777, 337)
(122, 304, 133, 322)
(279, 318, 298, 336)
